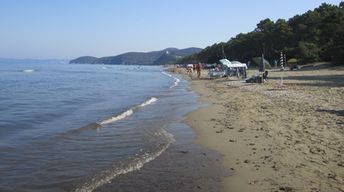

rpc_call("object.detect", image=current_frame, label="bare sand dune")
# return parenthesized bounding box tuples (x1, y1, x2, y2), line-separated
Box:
(170, 66, 344, 192)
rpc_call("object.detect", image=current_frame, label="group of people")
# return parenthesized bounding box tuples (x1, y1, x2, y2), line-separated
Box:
(245, 70, 269, 83)
(186, 62, 268, 83)
(187, 63, 202, 79)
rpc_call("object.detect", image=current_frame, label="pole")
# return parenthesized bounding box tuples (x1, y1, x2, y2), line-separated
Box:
(280, 52, 284, 85)
(262, 53, 265, 72)
(259, 54, 265, 72)
(222, 45, 226, 59)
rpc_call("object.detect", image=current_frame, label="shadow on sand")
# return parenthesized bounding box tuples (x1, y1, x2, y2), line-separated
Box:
(316, 109, 344, 117)
(269, 74, 344, 88)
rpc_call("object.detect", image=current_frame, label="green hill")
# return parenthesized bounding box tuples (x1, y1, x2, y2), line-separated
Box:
(69, 47, 202, 65)
(69, 56, 98, 64)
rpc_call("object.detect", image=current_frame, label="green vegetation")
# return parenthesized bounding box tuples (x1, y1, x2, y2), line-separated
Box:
(180, 2, 344, 65)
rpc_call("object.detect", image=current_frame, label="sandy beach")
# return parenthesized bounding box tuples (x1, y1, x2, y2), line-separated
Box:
(170, 64, 344, 192)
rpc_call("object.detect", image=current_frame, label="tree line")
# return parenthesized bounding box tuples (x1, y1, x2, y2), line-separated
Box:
(180, 2, 344, 65)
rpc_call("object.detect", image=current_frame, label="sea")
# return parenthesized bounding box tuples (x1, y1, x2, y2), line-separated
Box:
(0, 63, 227, 192)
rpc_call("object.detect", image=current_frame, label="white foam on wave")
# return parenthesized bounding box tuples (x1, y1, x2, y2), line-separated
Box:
(73, 129, 175, 192)
(138, 97, 157, 108)
(99, 97, 158, 125)
(170, 77, 180, 89)
(161, 71, 172, 78)
(99, 109, 134, 125)
(22, 69, 35, 73)
(161, 71, 180, 89)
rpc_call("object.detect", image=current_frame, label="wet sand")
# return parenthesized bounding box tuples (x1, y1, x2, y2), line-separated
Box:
(172, 65, 344, 192)
(95, 143, 227, 192)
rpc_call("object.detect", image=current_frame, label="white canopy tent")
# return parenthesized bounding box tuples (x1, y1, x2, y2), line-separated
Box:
(219, 59, 247, 78)
(219, 59, 247, 69)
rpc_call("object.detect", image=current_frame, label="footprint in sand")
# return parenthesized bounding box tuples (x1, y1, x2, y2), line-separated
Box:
(216, 130, 223, 133)
(238, 128, 245, 132)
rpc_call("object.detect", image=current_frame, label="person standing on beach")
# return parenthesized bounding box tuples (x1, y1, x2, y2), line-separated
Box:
(196, 63, 201, 79)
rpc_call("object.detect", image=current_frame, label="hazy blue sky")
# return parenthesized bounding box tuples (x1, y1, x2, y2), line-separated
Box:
(0, 0, 342, 59)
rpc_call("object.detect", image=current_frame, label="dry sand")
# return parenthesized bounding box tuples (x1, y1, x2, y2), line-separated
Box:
(170, 65, 344, 192)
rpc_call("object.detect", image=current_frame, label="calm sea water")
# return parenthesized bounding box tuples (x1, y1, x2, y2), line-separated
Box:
(0, 63, 211, 192)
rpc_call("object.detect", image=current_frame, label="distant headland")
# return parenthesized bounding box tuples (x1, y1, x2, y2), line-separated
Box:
(69, 47, 202, 65)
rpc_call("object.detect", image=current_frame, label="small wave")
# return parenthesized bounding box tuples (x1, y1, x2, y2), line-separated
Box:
(99, 109, 133, 125)
(22, 69, 35, 73)
(161, 71, 172, 78)
(170, 77, 180, 89)
(138, 97, 157, 108)
(161, 71, 180, 89)
(99, 97, 157, 125)
(73, 129, 175, 192)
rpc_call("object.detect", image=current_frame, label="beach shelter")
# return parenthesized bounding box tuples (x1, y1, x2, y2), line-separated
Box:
(219, 59, 247, 69)
(219, 59, 247, 78)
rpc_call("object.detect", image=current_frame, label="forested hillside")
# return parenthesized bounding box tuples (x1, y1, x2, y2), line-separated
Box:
(180, 2, 344, 65)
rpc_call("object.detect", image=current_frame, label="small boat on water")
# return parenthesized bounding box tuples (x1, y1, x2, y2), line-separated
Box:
(22, 69, 35, 73)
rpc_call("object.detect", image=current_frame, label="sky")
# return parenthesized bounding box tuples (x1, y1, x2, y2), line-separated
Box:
(0, 0, 342, 59)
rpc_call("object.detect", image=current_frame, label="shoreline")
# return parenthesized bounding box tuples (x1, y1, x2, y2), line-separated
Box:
(171, 66, 344, 192)
(93, 69, 227, 192)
